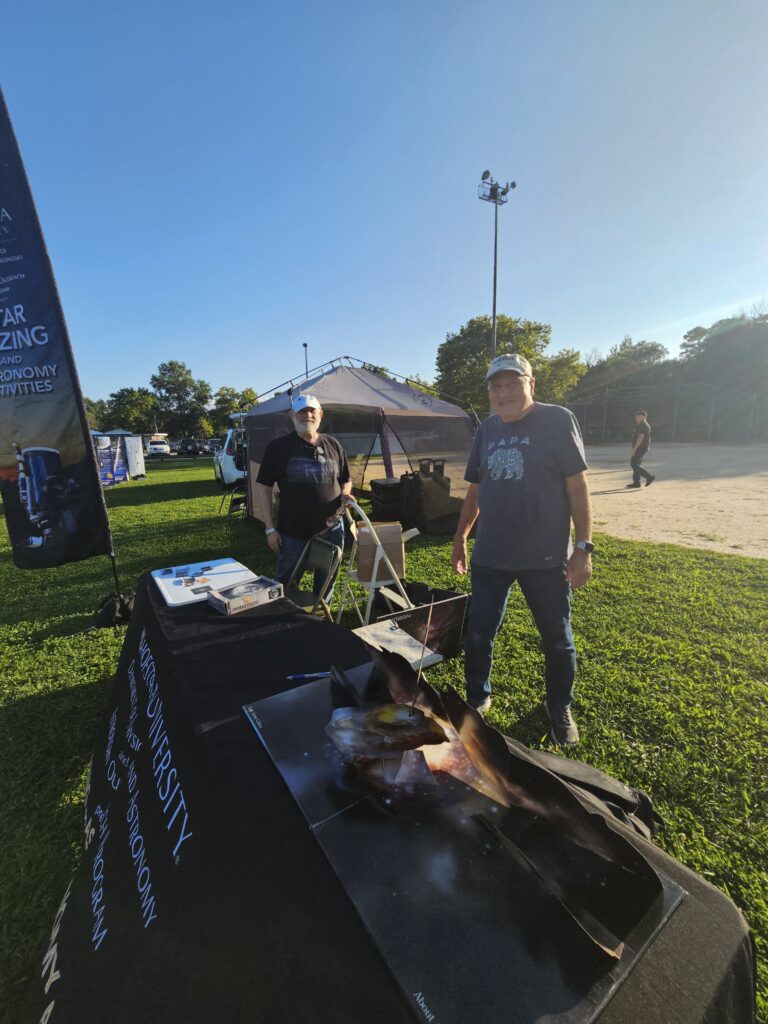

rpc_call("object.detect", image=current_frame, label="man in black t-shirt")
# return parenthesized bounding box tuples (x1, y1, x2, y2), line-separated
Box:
(627, 410, 655, 488)
(255, 395, 352, 592)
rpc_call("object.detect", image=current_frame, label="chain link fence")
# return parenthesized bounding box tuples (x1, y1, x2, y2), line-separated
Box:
(566, 381, 767, 444)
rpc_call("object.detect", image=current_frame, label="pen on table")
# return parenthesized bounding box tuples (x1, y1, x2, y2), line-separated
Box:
(286, 671, 330, 681)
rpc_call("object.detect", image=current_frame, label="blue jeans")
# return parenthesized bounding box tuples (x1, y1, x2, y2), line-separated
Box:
(275, 519, 345, 597)
(464, 563, 576, 709)
(630, 453, 652, 485)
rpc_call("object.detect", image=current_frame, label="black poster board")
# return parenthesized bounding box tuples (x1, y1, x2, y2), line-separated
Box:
(21, 580, 413, 1024)
(244, 678, 684, 1024)
(19, 575, 755, 1024)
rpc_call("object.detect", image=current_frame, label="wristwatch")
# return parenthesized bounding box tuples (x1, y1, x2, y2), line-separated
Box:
(265, 527, 277, 536)
(574, 540, 595, 554)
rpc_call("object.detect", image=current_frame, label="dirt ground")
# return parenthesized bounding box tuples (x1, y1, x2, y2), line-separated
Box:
(586, 444, 768, 560)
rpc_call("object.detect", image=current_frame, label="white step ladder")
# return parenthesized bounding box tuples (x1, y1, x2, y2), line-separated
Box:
(335, 500, 415, 626)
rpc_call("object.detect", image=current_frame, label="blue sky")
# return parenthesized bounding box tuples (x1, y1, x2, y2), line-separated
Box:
(3, 0, 766, 401)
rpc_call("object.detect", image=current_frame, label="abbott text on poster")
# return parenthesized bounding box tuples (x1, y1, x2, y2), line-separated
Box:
(0, 89, 112, 568)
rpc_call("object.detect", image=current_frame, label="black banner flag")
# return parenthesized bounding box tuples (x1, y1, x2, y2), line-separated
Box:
(0, 88, 113, 568)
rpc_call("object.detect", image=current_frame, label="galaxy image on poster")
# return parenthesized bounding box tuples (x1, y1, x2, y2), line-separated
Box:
(377, 584, 469, 659)
(244, 653, 684, 1024)
(94, 434, 129, 487)
(0, 88, 112, 568)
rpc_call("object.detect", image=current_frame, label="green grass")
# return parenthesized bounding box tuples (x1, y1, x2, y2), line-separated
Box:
(1, 462, 766, 1021)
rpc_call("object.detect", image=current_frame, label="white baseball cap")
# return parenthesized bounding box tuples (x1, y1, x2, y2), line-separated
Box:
(485, 353, 532, 381)
(292, 394, 322, 413)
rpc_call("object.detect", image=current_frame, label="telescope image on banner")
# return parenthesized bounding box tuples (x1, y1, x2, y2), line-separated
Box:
(0, 88, 113, 569)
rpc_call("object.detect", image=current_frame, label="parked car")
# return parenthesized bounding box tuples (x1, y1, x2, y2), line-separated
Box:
(214, 427, 247, 487)
(147, 440, 170, 457)
(179, 437, 202, 457)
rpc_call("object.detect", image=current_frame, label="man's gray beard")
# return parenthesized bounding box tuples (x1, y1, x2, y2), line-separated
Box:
(293, 418, 319, 440)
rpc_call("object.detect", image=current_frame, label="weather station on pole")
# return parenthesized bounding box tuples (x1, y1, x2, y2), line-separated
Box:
(478, 170, 516, 358)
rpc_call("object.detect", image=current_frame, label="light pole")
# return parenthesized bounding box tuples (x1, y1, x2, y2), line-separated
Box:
(302, 342, 308, 377)
(478, 171, 516, 357)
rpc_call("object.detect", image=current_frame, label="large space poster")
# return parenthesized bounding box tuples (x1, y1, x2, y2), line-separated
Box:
(0, 87, 113, 568)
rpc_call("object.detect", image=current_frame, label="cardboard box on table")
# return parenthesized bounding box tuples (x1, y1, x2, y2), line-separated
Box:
(207, 576, 284, 615)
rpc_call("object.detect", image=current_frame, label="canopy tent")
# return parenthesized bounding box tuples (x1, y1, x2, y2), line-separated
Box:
(245, 362, 475, 532)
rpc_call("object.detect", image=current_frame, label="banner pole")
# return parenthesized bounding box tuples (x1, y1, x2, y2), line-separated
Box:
(109, 555, 123, 601)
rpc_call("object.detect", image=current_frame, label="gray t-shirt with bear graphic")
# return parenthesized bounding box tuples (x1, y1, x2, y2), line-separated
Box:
(465, 403, 588, 571)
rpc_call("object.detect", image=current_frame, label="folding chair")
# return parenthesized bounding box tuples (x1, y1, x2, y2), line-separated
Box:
(218, 483, 232, 513)
(219, 478, 244, 513)
(226, 480, 248, 521)
(283, 536, 343, 621)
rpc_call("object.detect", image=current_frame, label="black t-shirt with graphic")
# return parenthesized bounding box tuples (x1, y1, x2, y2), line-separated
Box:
(632, 421, 651, 455)
(256, 432, 350, 539)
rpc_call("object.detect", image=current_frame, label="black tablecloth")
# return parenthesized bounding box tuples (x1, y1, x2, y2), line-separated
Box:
(22, 575, 755, 1023)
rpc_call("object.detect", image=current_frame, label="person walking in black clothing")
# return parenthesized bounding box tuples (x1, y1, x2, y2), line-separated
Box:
(627, 410, 655, 488)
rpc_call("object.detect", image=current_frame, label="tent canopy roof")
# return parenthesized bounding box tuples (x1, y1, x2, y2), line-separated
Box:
(245, 364, 467, 420)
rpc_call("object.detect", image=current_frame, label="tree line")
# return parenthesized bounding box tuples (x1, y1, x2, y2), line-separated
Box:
(85, 360, 258, 437)
(433, 307, 768, 413)
(86, 306, 767, 434)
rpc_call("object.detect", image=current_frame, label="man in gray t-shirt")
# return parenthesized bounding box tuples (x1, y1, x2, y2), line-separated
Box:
(452, 353, 594, 745)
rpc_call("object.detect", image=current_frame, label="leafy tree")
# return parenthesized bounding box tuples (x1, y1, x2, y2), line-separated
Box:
(83, 396, 108, 431)
(582, 347, 602, 368)
(435, 315, 552, 411)
(568, 336, 668, 398)
(405, 372, 437, 397)
(103, 387, 160, 433)
(531, 349, 587, 404)
(361, 363, 392, 379)
(678, 317, 749, 365)
(238, 387, 258, 410)
(210, 387, 239, 434)
(706, 316, 748, 336)
(210, 386, 258, 434)
(680, 314, 768, 393)
(198, 415, 215, 438)
(680, 326, 708, 360)
(150, 361, 212, 437)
